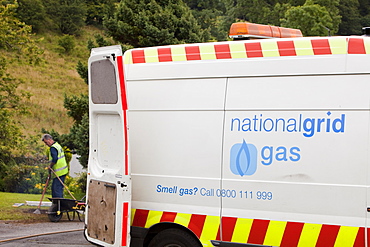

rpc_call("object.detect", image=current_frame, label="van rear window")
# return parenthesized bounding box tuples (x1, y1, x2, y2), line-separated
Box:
(91, 59, 118, 104)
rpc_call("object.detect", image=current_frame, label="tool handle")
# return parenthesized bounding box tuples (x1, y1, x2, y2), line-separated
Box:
(37, 174, 51, 209)
(50, 168, 77, 200)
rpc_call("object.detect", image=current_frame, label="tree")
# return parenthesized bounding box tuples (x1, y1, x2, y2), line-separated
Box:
(282, 0, 335, 36)
(58, 35, 76, 53)
(0, 58, 31, 158)
(104, 0, 208, 47)
(16, 0, 46, 33)
(0, 1, 43, 62)
(234, 0, 272, 24)
(63, 94, 89, 168)
(265, 3, 292, 26)
(44, 0, 87, 35)
(314, 0, 341, 35)
(0, 0, 42, 191)
(85, 0, 119, 26)
(337, 0, 362, 35)
(183, 0, 235, 41)
(0, 1, 40, 157)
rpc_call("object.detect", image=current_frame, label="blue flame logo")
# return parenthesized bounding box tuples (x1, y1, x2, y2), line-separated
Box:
(230, 139, 257, 176)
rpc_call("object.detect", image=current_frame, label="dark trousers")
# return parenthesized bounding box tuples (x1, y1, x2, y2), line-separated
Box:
(52, 175, 66, 198)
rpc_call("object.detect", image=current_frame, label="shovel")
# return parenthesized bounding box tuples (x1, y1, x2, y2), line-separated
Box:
(33, 173, 51, 214)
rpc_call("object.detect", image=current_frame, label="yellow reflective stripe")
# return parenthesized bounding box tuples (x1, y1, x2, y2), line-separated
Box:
(294, 39, 314, 56)
(229, 42, 248, 59)
(174, 212, 192, 227)
(329, 38, 347, 54)
(130, 208, 136, 225)
(124, 51, 133, 64)
(334, 226, 359, 247)
(231, 218, 253, 243)
(171, 46, 187, 61)
(199, 45, 216, 60)
(261, 41, 280, 57)
(144, 48, 159, 63)
(199, 215, 220, 246)
(297, 223, 322, 247)
(144, 210, 163, 228)
(263, 220, 287, 246)
(364, 38, 370, 54)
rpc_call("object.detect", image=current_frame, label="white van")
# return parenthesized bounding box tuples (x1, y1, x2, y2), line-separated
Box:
(85, 26, 370, 247)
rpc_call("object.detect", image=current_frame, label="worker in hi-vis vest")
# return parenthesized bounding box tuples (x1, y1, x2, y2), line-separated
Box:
(42, 134, 69, 198)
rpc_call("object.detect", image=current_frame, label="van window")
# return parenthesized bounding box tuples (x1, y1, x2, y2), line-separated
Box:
(91, 59, 118, 104)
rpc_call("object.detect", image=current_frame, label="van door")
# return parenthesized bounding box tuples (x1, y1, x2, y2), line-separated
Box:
(85, 45, 131, 247)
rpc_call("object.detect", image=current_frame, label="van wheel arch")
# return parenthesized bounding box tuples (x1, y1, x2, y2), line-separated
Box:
(144, 222, 202, 247)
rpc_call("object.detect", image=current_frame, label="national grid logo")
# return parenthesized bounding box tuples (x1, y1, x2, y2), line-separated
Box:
(230, 140, 257, 176)
(230, 139, 301, 176)
(229, 112, 346, 176)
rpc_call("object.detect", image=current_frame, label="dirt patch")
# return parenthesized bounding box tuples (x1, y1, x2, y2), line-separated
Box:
(8, 208, 51, 224)
(23, 208, 48, 214)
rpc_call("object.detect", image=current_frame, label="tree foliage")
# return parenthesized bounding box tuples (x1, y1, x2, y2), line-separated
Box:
(0, 0, 40, 157)
(58, 34, 76, 53)
(16, 0, 46, 32)
(0, 1, 43, 191)
(338, 0, 362, 35)
(282, 0, 335, 36)
(0, 58, 31, 158)
(85, 0, 119, 26)
(63, 94, 89, 168)
(183, 0, 235, 41)
(104, 0, 208, 47)
(68, 113, 89, 168)
(43, 0, 87, 35)
(0, 1, 43, 62)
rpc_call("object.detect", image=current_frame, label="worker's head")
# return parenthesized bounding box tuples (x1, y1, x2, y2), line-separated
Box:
(42, 134, 54, 147)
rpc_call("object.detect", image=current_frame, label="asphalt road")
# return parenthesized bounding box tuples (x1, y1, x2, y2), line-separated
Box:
(0, 221, 95, 246)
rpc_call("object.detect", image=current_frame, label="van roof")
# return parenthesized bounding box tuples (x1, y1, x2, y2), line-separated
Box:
(123, 36, 370, 80)
(124, 36, 370, 65)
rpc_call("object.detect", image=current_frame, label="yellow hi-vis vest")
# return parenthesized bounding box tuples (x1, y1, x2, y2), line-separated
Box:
(49, 142, 68, 177)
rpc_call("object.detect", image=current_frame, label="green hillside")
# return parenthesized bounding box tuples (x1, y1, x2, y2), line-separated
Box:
(9, 26, 109, 137)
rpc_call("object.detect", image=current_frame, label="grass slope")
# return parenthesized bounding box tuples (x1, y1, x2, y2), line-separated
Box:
(9, 26, 109, 137)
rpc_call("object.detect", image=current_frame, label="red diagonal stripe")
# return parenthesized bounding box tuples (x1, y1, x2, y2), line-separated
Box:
(160, 211, 177, 222)
(185, 46, 201, 60)
(247, 219, 270, 245)
(188, 214, 207, 238)
(353, 227, 365, 247)
(215, 44, 232, 59)
(315, 224, 340, 247)
(280, 221, 304, 247)
(157, 47, 172, 62)
(348, 38, 366, 54)
(245, 42, 263, 58)
(311, 39, 332, 55)
(132, 49, 146, 63)
(132, 209, 149, 227)
(220, 216, 238, 242)
(277, 40, 297, 56)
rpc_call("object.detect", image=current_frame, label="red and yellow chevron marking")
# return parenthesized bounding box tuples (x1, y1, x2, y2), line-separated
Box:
(124, 37, 370, 65)
(131, 209, 367, 247)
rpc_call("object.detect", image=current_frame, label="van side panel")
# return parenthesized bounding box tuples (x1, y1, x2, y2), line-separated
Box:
(127, 78, 226, 246)
(222, 74, 369, 246)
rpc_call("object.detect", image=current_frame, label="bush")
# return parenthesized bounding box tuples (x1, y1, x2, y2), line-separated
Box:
(64, 172, 86, 200)
(1, 157, 50, 194)
(58, 35, 76, 54)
